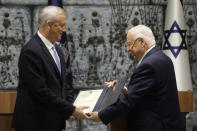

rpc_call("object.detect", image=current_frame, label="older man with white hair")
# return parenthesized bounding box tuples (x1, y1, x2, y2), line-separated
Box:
(88, 25, 185, 131)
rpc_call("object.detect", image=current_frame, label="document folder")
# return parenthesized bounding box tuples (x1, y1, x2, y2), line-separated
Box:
(93, 75, 128, 112)
(73, 75, 128, 113)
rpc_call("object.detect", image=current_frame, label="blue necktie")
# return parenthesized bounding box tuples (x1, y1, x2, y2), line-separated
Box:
(52, 46, 61, 74)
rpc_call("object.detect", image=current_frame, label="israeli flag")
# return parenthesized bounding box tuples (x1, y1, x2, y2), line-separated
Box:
(162, 0, 192, 91)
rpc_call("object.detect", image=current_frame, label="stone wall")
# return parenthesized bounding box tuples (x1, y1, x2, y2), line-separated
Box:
(0, 0, 197, 130)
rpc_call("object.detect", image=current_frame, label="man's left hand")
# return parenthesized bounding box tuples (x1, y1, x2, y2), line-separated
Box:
(88, 112, 101, 122)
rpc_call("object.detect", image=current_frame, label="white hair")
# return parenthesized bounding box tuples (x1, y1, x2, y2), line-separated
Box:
(38, 6, 66, 26)
(128, 25, 156, 46)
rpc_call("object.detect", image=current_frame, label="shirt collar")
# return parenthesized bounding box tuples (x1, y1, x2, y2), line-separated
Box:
(137, 45, 156, 66)
(37, 31, 54, 50)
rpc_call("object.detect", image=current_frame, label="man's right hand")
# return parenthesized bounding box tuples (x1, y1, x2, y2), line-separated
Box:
(104, 80, 117, 91)
(72, 106, 89, 120)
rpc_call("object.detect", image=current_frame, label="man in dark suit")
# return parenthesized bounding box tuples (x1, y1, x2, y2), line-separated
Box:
(12, 6, 88, 131)
(88, 25, 185, 131)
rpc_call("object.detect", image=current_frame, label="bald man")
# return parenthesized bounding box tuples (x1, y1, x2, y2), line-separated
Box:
(88, 25, 185, 131)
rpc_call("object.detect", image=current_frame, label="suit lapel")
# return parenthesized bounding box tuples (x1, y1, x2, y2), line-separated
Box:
(142, 46, 160, 61)
(56, 45, 65, 80)
(34, 34, 62, 80)
(132, 46, 160, 75)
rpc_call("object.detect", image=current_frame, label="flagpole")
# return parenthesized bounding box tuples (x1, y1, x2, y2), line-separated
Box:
(162, 0, 194, 128)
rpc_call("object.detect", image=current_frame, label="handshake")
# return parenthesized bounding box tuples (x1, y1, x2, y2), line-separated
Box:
(69, 80, 119, 122)
(71, 106, 101, 122)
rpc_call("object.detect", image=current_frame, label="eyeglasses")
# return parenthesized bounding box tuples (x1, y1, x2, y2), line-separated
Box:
(127, 38, 140, 49)
(55, 23, 66, 30)
(50, 21, 66, 31)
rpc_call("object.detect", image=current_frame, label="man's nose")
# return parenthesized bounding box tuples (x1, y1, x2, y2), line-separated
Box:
(62, 26, 66, 32)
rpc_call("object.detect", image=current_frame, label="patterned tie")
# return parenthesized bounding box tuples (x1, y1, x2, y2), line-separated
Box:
(51, 46, 61, 74)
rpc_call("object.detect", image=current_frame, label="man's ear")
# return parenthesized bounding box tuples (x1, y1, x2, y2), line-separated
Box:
(140, 38, 148, 49)
(139, 38, 145, 47)
(46, 20, 52, 29)
(140, 38, 145, 43)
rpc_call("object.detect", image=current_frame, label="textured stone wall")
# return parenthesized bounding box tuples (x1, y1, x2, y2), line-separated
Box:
(0, 0, 197, 131)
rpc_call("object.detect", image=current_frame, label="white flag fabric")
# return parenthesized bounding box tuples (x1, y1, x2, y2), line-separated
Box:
(162, 0, 192, 91)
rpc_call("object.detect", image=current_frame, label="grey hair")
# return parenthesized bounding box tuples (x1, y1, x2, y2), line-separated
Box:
(38, 6, 66, 26)
(128, 25, 156, 46)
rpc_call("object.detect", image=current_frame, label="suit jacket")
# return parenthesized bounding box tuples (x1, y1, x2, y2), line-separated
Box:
(99, 46, 185, 131)
(12, 34, 75, 131)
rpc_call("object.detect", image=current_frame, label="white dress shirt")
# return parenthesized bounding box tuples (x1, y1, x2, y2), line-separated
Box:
(37, 31, 60, 65)
(137, 45, 156, 67)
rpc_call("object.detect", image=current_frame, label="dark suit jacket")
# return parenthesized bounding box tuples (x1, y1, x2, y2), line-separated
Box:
(99, 46, 185, 131)
(12, 34, 75, 131)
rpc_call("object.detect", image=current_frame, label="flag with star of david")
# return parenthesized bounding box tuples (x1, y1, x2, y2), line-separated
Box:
(162, 0, 192, 91)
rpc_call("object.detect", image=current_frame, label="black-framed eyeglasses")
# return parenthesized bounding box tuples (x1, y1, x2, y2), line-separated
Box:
(127, 38, 140, 49)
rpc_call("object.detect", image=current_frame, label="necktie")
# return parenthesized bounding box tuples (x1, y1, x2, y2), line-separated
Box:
(51, 46, 61, 74)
